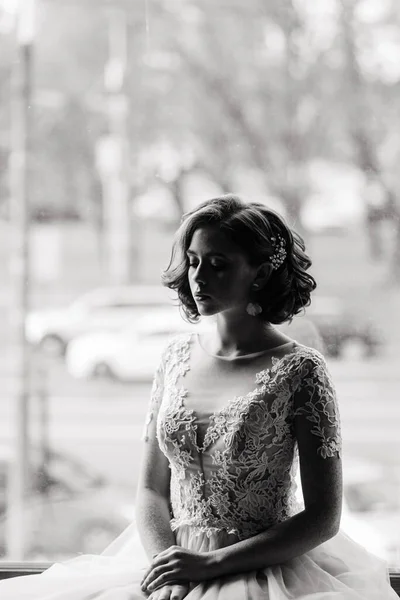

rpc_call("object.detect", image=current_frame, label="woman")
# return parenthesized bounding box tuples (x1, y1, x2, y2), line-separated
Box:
(0, 195, 397, 599)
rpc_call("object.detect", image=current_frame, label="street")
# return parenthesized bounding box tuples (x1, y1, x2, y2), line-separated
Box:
(0, 355, 399, 487)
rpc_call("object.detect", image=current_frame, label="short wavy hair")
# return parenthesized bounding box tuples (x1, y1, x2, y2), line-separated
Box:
(161, 194, 316, 324)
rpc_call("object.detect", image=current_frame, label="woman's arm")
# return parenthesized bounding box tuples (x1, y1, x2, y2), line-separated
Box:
(208, 459, 342, 577)
(135, 351, 176, 561)
(209, 353, 343, 577)
(142, 465, 341, 593)
(135, 443, 176, 560)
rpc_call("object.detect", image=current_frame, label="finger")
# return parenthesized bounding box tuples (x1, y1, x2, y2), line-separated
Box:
(170, 585, 189, 600)
(144, 559, 178, 591)
(149, 584, 176, 600)
(147, 571, 179, 593)
(156, 546, 179, 561)
(141, 562, 155, 584)
(141, 569, 151, 586)
(153, 586, 171, 600)
(142, 564, 167, 590)
(141, 555, 168, 586)
(142, 570, 156, 588)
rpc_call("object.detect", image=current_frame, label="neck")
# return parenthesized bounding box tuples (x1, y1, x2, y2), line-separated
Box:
(214, 310, 275, 353)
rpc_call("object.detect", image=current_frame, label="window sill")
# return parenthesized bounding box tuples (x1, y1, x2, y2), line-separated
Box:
(0, 563, 399, 595)
(0, 562, 51, 579)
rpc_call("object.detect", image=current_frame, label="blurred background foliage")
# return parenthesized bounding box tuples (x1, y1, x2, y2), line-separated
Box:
(0, 1, 399, 258)
(0, 0, 399, 307)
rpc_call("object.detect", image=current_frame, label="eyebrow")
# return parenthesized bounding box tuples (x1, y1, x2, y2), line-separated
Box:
(186, 250, 228, 259)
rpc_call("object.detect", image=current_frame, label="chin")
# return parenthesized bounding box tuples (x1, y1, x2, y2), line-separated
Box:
(195, 301, 220, 317)
(197, 306, 219, 317)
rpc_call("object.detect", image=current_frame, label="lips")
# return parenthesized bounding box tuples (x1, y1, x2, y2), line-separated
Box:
(194, 293, 211, 301)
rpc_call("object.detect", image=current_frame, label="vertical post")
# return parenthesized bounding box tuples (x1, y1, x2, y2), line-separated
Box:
(280, 6, 306, 234)
(103, 8, 132, 285)
(6, 0, 35, 559)
(34, 355, 49, 488)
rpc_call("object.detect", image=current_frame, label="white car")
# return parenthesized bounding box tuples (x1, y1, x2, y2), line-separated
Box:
(26, 285, 175, 356)
(66, 309, 212, 382)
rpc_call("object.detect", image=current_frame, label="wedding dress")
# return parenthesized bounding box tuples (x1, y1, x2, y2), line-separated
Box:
(0, 333, 397, 599)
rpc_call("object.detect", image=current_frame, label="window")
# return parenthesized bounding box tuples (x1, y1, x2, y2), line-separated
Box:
(0, 0, 399, 588)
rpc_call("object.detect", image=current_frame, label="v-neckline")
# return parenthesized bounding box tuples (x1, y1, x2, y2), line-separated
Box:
(174, 333, 299, 453)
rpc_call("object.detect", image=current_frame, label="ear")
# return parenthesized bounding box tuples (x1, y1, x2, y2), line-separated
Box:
(252, 262, 273, 291)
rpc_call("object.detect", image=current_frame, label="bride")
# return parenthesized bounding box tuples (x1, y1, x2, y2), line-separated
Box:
(0, 195, 397, 599)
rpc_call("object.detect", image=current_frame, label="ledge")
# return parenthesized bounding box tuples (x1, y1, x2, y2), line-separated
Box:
(0, 562, 51, 579)
(390, 572, 400, 596)
(0, 563, 399, 595)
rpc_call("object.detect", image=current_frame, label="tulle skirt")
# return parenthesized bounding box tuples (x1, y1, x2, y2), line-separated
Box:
(0, 522, 397, 599)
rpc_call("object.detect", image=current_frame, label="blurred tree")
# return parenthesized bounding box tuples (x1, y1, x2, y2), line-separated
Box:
(1, 0, 400, 279)
(338, 0, 400, 275)
(32, 97, 101, 221)
(0, 31, 13, 218)
(141, 0, 314, 228)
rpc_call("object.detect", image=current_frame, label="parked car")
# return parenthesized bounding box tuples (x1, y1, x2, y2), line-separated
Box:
(65, 294, 381, 383)
(25, 285, 175, 357)
(0, 445, 135, 560)
(66, 309, 211, 382)
(281, 296, 382, 359)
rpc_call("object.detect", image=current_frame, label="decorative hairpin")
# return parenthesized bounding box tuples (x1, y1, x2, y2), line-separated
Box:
(270, 235, 287, 270)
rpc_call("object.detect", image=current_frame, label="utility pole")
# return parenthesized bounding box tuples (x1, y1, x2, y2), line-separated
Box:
(6, 0, 35, 559)
(97, 7, 132, 285)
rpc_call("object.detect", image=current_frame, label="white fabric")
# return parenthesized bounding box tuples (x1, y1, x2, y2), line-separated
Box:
(0, 334, 397, 599)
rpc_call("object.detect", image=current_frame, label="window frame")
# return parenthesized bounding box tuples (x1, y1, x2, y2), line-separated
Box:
(0, 564, 399, 594)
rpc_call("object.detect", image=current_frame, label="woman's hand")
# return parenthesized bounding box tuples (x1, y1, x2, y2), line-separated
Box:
(141, 546, 216, 594)
(147, 582, 190, 600)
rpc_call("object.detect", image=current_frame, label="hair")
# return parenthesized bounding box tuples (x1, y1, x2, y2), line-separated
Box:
(161, 194, 317, 324)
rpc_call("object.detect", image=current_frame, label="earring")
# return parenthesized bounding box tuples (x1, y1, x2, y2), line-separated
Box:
(246, 302, 262, 316)
(246, 283, 262, 316)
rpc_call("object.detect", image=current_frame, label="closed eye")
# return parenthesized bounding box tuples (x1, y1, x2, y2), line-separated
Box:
(188, 260, 226, 271)
(210, 262, 226, 271)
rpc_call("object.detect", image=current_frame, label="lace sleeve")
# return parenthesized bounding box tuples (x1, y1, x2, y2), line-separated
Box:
(293, 352, 342, 459)
(141, 343, 168, 443)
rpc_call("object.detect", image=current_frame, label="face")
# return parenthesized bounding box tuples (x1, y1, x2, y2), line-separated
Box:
(186, 226, 259, 317)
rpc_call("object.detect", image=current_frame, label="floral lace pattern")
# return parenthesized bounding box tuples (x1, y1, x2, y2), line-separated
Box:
(143, 334, 341, 541)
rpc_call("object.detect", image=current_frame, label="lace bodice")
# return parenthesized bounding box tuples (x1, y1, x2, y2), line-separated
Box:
(143, 333, 341, 541)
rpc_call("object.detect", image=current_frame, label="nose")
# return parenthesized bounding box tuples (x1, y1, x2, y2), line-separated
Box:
(191, 264, 207, 287)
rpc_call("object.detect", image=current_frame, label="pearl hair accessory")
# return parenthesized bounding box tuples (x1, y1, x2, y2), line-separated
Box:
(246, 236, 286, 316)
(270, 235, 287, 270)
